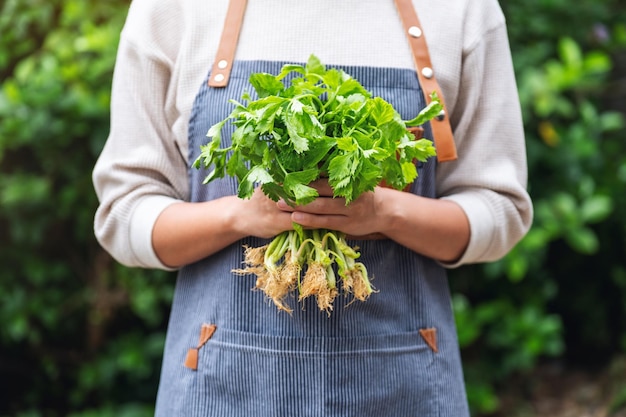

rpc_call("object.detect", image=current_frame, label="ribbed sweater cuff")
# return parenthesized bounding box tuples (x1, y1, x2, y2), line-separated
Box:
(438, 192, 495, 268)
(130, 195, 181, 271)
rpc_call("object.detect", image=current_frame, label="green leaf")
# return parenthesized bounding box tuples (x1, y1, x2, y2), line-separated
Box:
(599, 111, 624, 132)
(400, 161, 418, 184)
(367, 97, 395, 125)
(305, 54, 325, 76)
(249, 73, 284, 98)
(283, 100, 324, 154)
(322, 68, 343, 90)
(261, 182, 291, 203)
(284, 169, 319, 191)
(206, 119, 226, 140)
(580, 195, 613, 223)
(231, 122, 255, 147)
(289, 183, 319, 205)
(277, 64, 306, 79)
(336, 136, 357, 152)
(404, 94, 443, 126)
(583, 51, 611, 73)
(238, 166, 274, 199)
(558, 37, 583, 69)
(198, 147, 229, 183)
(399, 138, 437, 162)
(301, 138, 335, 169)
(246, 165, 274, 184)
(336, 77, 370, 98)
(226, 149, 249, 179)
(565, 227, 599, 254)
(328, 153, 353, 183)
(358, 157, 382, 185)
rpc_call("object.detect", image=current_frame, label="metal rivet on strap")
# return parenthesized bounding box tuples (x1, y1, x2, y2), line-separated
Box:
(436, 109, 446, 121)
(408, 26, 422, 38)
(217, 60, 228, 70)
(213, 74, 225, 83)
(421, 67, 434, 79)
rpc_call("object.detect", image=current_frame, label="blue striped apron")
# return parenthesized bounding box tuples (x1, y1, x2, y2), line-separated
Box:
(154, 5, 469, 417)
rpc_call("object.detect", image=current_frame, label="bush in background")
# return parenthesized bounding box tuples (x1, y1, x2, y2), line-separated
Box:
(0, 1, 173, 416)
(451, 1, 626, 413)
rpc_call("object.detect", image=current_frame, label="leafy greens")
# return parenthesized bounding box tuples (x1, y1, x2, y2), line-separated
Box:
(194, 55, 441, 313)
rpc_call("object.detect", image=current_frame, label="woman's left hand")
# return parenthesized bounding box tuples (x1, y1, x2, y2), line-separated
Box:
(276, 178, 470, 263)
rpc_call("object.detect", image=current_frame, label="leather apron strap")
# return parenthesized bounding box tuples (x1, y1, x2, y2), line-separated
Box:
(393, 0, 457, 162)
(207, 0, 248, 88)
(208, 0, 457, 162)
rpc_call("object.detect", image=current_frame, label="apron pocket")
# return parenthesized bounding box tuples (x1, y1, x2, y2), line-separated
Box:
(182, 327, 439, 417)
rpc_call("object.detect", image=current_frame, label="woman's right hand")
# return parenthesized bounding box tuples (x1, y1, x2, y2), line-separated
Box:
(152, 188, 293, 268)
(232, 187, 295, 239)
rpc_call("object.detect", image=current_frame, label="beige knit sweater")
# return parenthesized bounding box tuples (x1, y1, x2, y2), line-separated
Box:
(93, 0, 533, 270)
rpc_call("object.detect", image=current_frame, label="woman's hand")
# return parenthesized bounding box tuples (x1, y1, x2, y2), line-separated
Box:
(277, 178, 470, 263)
(153, 188, 293, 268)
(152, 178, 469, 267)
(276, 179, 392, 238)
(235, 187, 295, 239)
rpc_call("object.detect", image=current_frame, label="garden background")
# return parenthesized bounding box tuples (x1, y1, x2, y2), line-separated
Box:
(1, 0, 625, 415)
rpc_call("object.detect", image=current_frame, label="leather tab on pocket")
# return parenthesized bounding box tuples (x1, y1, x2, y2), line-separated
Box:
(184, 348, 200, 370)
(184, 323, 218, 371)
(199, 323, 217, 345)
(419, 327, 438, 353)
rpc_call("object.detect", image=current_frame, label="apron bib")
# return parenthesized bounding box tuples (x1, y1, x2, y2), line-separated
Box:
(154, 2, 468, 416)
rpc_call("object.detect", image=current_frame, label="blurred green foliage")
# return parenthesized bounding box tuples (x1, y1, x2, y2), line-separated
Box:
(0, 0, 625, 416)
(0, 1, 173, 416)
(450, 1, 626, 413)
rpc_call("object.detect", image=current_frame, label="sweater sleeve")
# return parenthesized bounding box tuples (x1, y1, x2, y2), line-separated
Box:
(437, 21, 533, 267)
(92, 6, 188, 270)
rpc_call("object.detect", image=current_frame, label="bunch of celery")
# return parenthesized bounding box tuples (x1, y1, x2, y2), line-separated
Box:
(194, 55, 440, 313)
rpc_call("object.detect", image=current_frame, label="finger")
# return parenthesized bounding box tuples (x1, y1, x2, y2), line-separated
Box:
(293, 197, 348, 215)
(291, 211, 348, 231)
(276, 199, 295, 212)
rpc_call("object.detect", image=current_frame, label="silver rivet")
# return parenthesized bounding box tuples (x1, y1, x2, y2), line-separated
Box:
(421, 67, 434, 79)
(214, 74, 225, 83)
(408, 26, 422, 38)
(436, 109, 446, 121)
(218, 60, 228, 69)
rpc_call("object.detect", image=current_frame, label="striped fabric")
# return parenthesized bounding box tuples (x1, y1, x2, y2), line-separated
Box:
(154, 60, 470, 417)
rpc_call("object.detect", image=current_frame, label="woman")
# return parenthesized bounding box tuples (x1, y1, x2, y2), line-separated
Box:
(93, 0, 532, 415)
